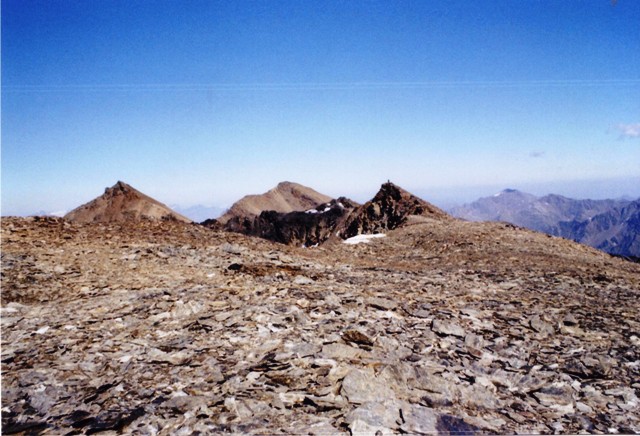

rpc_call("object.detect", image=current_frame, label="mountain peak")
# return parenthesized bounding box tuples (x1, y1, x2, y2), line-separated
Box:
(103, 181, 137, 197)
(65, 181, 191, 223)
(342, 182, 450, 238)
(494, 188, 529, 197)
(275, 181, 300, 190)
(374, 181, 405, 198)
(218, 181, 332, 226)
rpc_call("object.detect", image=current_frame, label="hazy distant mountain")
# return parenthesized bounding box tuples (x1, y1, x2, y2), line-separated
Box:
(65, 181, 191, 223)
(29, 210, 67, 218)
(172, 204, 225, 223)
(450, 189, 638, 257)
(449, 189, 538, 226)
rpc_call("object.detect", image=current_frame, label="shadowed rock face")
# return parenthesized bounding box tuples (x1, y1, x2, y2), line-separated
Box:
(225, 198, 359, 246)
(64, 181, 191, 223)
(559, 200, 640, 258)
(342, 182, 450, 239)
(254, 198, 360, 246)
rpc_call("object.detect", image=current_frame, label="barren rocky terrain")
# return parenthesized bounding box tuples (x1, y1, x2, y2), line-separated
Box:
(2, 215, 639, 434)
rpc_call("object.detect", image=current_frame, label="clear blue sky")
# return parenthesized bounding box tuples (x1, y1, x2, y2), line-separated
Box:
(2, 0, 639, 216)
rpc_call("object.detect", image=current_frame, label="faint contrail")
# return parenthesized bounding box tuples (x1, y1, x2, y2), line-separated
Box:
(2, 79, 640, 93)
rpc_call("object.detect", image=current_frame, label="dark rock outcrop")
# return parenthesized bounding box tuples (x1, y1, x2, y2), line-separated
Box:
(200, 218, 221, 230)
(223, 182, 451, 245)
(342, 182, 450, 239)
(227, 198, 358, 246)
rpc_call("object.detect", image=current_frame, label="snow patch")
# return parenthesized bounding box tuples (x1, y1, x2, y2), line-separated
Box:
(306, 205, 333, 214)
(343, 234, 386, 245)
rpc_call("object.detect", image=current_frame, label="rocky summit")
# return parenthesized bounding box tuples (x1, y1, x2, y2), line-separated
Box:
(341, 182, 451, 239)
(64, 181, 191, 224)
(217, 181, 332, 229)
(2, 200, 639, 435)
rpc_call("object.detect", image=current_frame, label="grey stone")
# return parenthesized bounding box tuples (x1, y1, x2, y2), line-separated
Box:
(399, 404, 439, 434)
(163, 395, 209, 413)
(432, 319, 466, 337)
(345, 400, 402, 432)
(320, 343, 362, 360)
(341, 368, 396, 404)
(367, 297, 398, 311)
(293, 275, 314, 285)
(529, 315, 555, 336)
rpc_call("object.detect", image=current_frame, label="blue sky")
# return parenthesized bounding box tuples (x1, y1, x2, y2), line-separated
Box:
(2, 0, 639, 216)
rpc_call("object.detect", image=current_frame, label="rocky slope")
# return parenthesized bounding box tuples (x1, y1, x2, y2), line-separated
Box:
(450, 189, 637, 257)
(217, 182, 332, 228)
(2, 213, 638, 434)
(64, 181, 191, 224)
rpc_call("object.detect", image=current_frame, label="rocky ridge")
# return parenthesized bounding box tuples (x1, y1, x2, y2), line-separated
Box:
(2, 213, 639, 434)
(244, 198, 360, 247)
(342, 182, 451, 239)
(223, 182, 450, 246)
(64, 181, 191, 224)
(218, 182, 332, 228)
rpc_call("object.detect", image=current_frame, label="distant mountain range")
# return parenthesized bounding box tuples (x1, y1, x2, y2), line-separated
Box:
(449, 189, 640, 258)
(29, 181, 640, 259)
(171, 204, 225, 223)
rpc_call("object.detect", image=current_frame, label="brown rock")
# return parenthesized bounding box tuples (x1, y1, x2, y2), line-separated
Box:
(64, 181, 191, 223)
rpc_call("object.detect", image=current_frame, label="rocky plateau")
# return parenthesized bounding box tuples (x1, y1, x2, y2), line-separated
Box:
(2, 183, 640, 435)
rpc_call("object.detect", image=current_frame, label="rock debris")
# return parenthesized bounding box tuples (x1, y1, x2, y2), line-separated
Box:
(2, 216, 639, 434)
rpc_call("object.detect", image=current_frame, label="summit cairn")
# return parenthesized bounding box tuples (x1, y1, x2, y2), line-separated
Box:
(64, 181, 191, 223)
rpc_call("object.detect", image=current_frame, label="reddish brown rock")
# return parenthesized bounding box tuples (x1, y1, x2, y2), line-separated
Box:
(64, 181, 191, 223)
